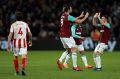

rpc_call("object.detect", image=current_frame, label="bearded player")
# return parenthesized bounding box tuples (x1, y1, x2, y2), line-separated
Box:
(57, 4, 89, 71)
(92, 12, 111, 71)
(7, 12, 32, 75)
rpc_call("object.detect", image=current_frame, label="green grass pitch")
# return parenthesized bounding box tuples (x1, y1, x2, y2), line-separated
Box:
(0, 51, 120, 79)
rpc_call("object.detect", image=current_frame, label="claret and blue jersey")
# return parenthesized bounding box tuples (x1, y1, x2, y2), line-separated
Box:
(97, 23, 111, 44)
(59, 13, 76, 38)
(71, 24, 82, 38)
(71, 24, 83, 45)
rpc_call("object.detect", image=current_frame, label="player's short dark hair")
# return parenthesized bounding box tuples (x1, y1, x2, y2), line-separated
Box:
(63, 4, 72, 12)
(15, 11, 23, 21)
(102, 15, 108, 19)
(102, 15, 109, 21)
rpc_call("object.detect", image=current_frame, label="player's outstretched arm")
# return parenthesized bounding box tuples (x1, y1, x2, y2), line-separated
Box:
(92, 13, 98, 26)
(97, 12, 108, 26)
(7, 32, 13, 52)
(75, 12, 89, 24)
(76, 11, 84, 19)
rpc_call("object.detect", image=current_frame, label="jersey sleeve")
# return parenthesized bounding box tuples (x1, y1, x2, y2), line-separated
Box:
(105, 23, 111, 29)
(71, 24, 81, 38)
(68, 15, 75, 22)
(10, 25, 13, 32)
(97, 23, 111, 28)
(97, 24, 102, 27)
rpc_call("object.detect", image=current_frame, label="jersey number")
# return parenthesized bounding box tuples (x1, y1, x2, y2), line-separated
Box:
(18, 27, 23, 36)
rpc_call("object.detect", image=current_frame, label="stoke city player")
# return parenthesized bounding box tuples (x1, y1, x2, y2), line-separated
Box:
(7, 12, 32, 75)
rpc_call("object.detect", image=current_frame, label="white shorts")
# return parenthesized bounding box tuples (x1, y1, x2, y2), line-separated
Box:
(94, 43, 108, 53)
(13, 47, 27, 56)
(60, 37, 76, 48)
(77, 44, 84, 51)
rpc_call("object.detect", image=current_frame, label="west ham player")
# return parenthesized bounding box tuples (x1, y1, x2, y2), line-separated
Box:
(7, 12, 32, 75)
(63, 24, 93, 69)
(57, 4, 89, 71)
(92, 13, 111, 71)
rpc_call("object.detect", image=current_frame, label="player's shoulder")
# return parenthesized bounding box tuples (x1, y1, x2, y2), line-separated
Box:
(19, 21, 28, 27)
(11, 21, 17, 27)
(11, 21, 16, 25)
(11, 21, 28, 28)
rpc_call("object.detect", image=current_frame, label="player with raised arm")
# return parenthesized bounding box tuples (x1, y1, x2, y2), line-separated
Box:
(92, 13, 111, 71)
(57, 4, 89, 71)
(7, 12, 32, 75)
(63, 23, 93, 69)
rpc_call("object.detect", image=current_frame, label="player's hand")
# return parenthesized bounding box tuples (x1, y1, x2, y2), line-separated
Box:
(28, 41, 32, 47)
(97, 12, 101, 18)
(84, 12, 89, 18)
(81, 37, 86, 41)
(93, 13, 98, 18)
(79, 11, 84, 18)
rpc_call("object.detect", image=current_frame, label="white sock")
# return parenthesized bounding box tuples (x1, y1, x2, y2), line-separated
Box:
(93, 56, 98, 68)
(72, 53, 77, 67)
(64, 54, 70, 64)
(59, 51, 68, 62)
(96, 56, 101, 68)
(81, 55, 88, 66)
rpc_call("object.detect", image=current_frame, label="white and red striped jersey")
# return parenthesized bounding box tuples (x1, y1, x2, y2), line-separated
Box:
(10, 21, 31, 48)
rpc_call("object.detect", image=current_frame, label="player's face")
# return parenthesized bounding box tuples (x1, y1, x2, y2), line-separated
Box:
(101, 16, 107, 23)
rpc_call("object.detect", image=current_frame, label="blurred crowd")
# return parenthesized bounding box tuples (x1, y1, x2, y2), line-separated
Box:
(0, 0, 120, 40)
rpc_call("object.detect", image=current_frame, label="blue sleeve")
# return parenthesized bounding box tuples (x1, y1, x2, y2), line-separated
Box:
(105, 23, 111, 28)
(68, 15, 75, 22)
(97, 24, 102, 27)
(71, 24, 81, 38)
(97, 24, 111, 28)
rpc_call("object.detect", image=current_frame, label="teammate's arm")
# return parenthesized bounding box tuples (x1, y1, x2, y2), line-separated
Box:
(97, 13, 111, 28)
(68, 12, 89, 24)
(97, 13, 108, 26)
(76, 11, 84, 19)
(92, 13, 98, 26)
(75, 12, 89, 24)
